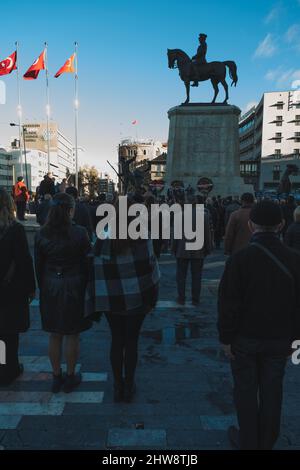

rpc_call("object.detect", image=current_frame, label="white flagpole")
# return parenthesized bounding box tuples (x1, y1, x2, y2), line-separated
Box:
(44, 42, 51, 173)
(74, 41, 79, 188)
(15, 41, 24, 177)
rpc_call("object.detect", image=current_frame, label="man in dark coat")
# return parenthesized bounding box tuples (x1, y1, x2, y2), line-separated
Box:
(66, 187, 94, 240)
(36, 194, 52, 225)
(38, 173, 55, 199)
(192, 33, 208, 87)
(218, 200, 300, 450)
(0, 219, 35, 385)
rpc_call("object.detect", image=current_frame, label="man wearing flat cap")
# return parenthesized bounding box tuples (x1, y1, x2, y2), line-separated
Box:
(192, 33, 208, 87)
(218, 200, 300, 450)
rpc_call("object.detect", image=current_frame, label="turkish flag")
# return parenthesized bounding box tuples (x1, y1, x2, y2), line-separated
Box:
(0, 51, 17, 76)
(23, 50, 45, 80)
(54, 53, 75, 78)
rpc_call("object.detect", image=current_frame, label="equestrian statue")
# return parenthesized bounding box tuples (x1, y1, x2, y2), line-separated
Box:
(167, 33, 238, 104)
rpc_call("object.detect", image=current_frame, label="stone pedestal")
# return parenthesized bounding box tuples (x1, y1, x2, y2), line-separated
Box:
(165, 104, 253, 196)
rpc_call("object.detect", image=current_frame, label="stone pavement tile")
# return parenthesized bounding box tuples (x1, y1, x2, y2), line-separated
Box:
(50, 391, 104, 404)
(0, 416, 22, 430)
(200, 414, 237, 431)
(60, 412, 203, 431)
(0, 402, 64, 416)
(0, 391, 52, 403)
(62, 399, 221, 417)
(156, 301, 196, 309)
(107, 429, 167, 449)
(82, 372, 108, 382)
(166, 429, 230, 450)
(1, 426, 107, 450)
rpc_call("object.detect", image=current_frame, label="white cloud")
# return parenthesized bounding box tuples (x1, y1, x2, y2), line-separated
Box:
(292, 79, 300, 89)
(285, 24, 300, 43)
(254, 34, 277, 58)
(265, 67, 300, 88)
(264, 5, 281, 24)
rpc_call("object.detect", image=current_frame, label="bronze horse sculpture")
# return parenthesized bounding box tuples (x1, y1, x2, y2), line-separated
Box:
(167, 49, 238, 104)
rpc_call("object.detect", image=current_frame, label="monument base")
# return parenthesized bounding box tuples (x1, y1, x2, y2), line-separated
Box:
(165, 104, 253, 197)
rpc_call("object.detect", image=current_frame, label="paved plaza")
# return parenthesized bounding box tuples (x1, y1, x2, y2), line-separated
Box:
(0, 250, 300, 450)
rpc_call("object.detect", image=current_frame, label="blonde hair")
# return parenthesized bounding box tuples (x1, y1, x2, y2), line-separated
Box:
(294, 206, 300, 223)
(0, 189, 16, 232)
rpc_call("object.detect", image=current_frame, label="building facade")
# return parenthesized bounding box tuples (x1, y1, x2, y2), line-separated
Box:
(0, 148, 13, 190)
(21, 122, 75, 182)
(239, 90, 300, 192)
(99, 172, 115, 194)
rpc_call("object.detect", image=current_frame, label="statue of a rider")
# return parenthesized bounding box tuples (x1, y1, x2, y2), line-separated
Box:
(192, 33, 207, 87)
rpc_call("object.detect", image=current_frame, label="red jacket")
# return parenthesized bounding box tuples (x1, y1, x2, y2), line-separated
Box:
(13, 181, 29, 202)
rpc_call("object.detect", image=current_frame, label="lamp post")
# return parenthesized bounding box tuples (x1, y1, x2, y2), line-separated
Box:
(10, 122, 29, 189)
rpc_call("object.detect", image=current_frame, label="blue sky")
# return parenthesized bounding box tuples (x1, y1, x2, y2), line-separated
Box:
(0, 0, 300, 173)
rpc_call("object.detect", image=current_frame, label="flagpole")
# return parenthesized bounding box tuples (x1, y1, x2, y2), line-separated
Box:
(15, 41, 24, 177)
(44, 42, 51, 173)
(74, 41, 79, 189)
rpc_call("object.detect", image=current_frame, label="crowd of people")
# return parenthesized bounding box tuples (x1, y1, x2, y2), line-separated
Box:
(1, 177, 300, 450)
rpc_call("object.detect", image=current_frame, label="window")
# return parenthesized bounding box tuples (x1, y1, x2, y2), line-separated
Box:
(143, 150, 147, 155)
(294, 149, 300, 158)
(295, 132, 300, 143)
(273, 164, 281, 181)
(275, 132, 282, 143)
(274, 149, 281, 156)
(296, 115, 300, 126)
(277, 104, 283, 110)
(276, 116, 283, 121)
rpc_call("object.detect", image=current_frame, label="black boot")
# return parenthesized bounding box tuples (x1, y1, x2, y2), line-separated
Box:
(63, 372, 82, 393)
(113, 379, 124, 403)
(124, 382, 136, 403)
(51, 370, 64, 394)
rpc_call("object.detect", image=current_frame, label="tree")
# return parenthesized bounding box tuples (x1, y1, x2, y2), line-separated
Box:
(69, 165, 100, 198)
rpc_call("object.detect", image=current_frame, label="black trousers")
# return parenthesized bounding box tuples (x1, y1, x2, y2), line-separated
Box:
(16, 201, 26, 221)
(231, 336, 289, 450)
(0, 334, 20, 385)
(176, 258, 204, 302)
(105, 313, 146, 385)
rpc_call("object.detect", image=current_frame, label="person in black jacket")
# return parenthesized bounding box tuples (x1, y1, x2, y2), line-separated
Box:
(36, 194, 52, 226)
(0, 189, 35, 386)
(284, 206, 300, 252)
(38, 173, 55, 199)
(66, 187, 94, 240)
(218, 200, 300, 450)
(34, 193, 92, 394)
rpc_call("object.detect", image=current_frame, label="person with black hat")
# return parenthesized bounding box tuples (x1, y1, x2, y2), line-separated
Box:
(192, 33, 208, 87)
(218, 200, 300, 450)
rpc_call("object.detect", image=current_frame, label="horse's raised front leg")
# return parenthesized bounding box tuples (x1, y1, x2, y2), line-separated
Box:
(221, 79, 229, 104)
(184, 81, 190, 104)
(211, 79, 219, 103)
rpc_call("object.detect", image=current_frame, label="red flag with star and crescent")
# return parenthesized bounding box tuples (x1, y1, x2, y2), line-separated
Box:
(23, 50, 45, 80)
(0, 51, 17, 76)
(54, 53, 75, 78)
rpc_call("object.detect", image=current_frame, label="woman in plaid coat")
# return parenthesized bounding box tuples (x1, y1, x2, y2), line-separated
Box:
(94, 197, 160, 403)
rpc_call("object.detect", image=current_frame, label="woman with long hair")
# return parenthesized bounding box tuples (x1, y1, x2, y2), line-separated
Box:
(0, 188, 35, 386)
(34, 192, 92, 393)
(94, 195, 160, 402)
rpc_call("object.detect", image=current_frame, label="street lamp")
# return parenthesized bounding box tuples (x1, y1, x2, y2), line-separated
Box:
(10, 122, 29, 189)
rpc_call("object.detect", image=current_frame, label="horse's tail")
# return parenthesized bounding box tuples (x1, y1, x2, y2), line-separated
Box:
(223, 61, 238, 87)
